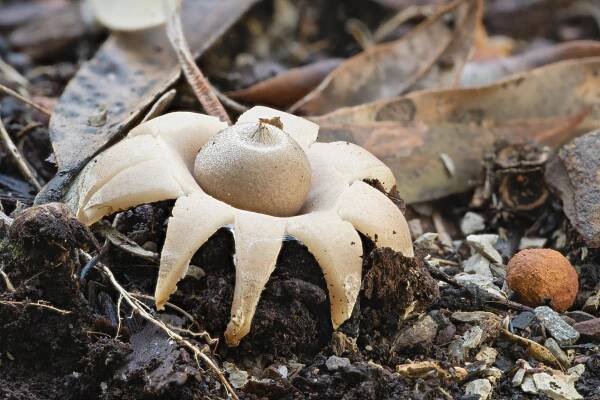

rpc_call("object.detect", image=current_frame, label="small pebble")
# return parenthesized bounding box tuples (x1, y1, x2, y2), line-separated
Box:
(325, 356, 350, 371)
(535, 306, 580, 346)
(544, 338, 570, 368)
(518, 237, 547, 250)
(465, 378, 493, 400)
(466, 234, 503, 264)
(460, 212, 485, 235)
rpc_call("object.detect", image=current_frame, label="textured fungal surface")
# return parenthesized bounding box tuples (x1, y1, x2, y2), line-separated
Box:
(506, 249, 579, 312)
(67, 106, 414, 345)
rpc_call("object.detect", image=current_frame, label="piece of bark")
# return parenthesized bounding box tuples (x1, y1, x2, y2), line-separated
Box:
(546, 130, 600, 248)
(313, 58, 600, 203)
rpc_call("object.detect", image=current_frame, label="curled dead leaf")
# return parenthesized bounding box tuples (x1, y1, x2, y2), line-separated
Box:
(290, 0, 483, 115)
(313, 58, 600, 203)
(227, 59, 343, 109)
(462, 40, 600, 86)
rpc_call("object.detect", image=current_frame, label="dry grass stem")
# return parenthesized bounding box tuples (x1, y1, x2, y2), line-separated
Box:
(165, 8, 231, 124)
(0, 83, 51, 116)
(0, 116, 43, 190)
(0, 300, 72, 314)
(98, 263, 238, 399)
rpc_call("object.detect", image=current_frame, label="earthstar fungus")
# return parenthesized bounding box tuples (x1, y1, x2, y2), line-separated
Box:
(66, 106, 414, 345)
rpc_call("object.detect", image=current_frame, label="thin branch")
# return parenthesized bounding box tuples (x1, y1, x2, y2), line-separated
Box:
(0, 116, 43, 190)
(115, 294, 124, 340)
(97, 261, 238, 399)
(131, 292, 218, 347)
(0, 300, 72, 315)
(165, 5, 231, 124)
(0, 83, 52, 116)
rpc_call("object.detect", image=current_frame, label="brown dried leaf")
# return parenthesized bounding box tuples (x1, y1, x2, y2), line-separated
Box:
(313, 58, 600, 203)
(8, 1, 86, 61)
(290, 0, 482, 115)
(462, 40, 600, 86)
(227, 59, 342, 109)
(39, 0, 257, 203)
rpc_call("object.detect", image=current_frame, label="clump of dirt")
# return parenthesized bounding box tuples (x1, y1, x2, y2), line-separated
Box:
(8, 202, 97, 264)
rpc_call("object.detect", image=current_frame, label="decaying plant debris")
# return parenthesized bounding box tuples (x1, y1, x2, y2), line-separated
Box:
(2, 0, 600, 399)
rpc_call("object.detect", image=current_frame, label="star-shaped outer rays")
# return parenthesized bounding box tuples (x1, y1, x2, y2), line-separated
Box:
(67, 106, 414, 346)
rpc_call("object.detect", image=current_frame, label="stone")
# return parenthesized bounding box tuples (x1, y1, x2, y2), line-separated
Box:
(185, 264, 206, 280)
(565, 311, 596, 323)
(535, 306, 580, 346)
(465, 379, 493, 400)
(512, 368, 526, 386)
(544, 338, 570, 368)
(460, 212, 485, 235)
(391, 315, 438, 351)
(223, 362, 249, 389)
(449, 326, 484, 361)
(483, 367, 503, 384)
(408, 219, 423, 238)
(466, 234, 503, 264)
(532, 372, 583, 400)
(583, 291, 600, 313)
(455, 273, 506, 299)
(516, 363, 585, 400)
(475, 346, 498, 366)
(573, 318, 600, 340)
(519, 237, 547, 250)
(325, 356, 350, 371)
(511, 311, 535, 330)
(463, 254, 493, 278)
(546, 130, 600, 248)
(451, 311, 501, 324)
(521, 376, 537, 394)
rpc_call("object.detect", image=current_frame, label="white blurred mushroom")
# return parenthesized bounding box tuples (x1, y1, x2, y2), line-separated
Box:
(89, 0, 181, 31)
(68, 106, 414, 345)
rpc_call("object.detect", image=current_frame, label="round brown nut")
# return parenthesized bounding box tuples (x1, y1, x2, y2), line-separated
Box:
(506, 249, 578, 312)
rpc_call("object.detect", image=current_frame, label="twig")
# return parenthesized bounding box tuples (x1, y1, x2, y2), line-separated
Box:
(0, 83, 51, 116)
(131, 292, 218, 347)
(142, 89, 177, 123)
(0, 57, 29, 88)
(432, 210, 453, 249)
(99, 263, 238, 399)
(374, 4, 435, 42)
(0, 268, 15, 292)
(0, 300, 72, 315)
(164, 3, 231, 124)
(115, 294, 124, 339)
(0, 116, 43, 190)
